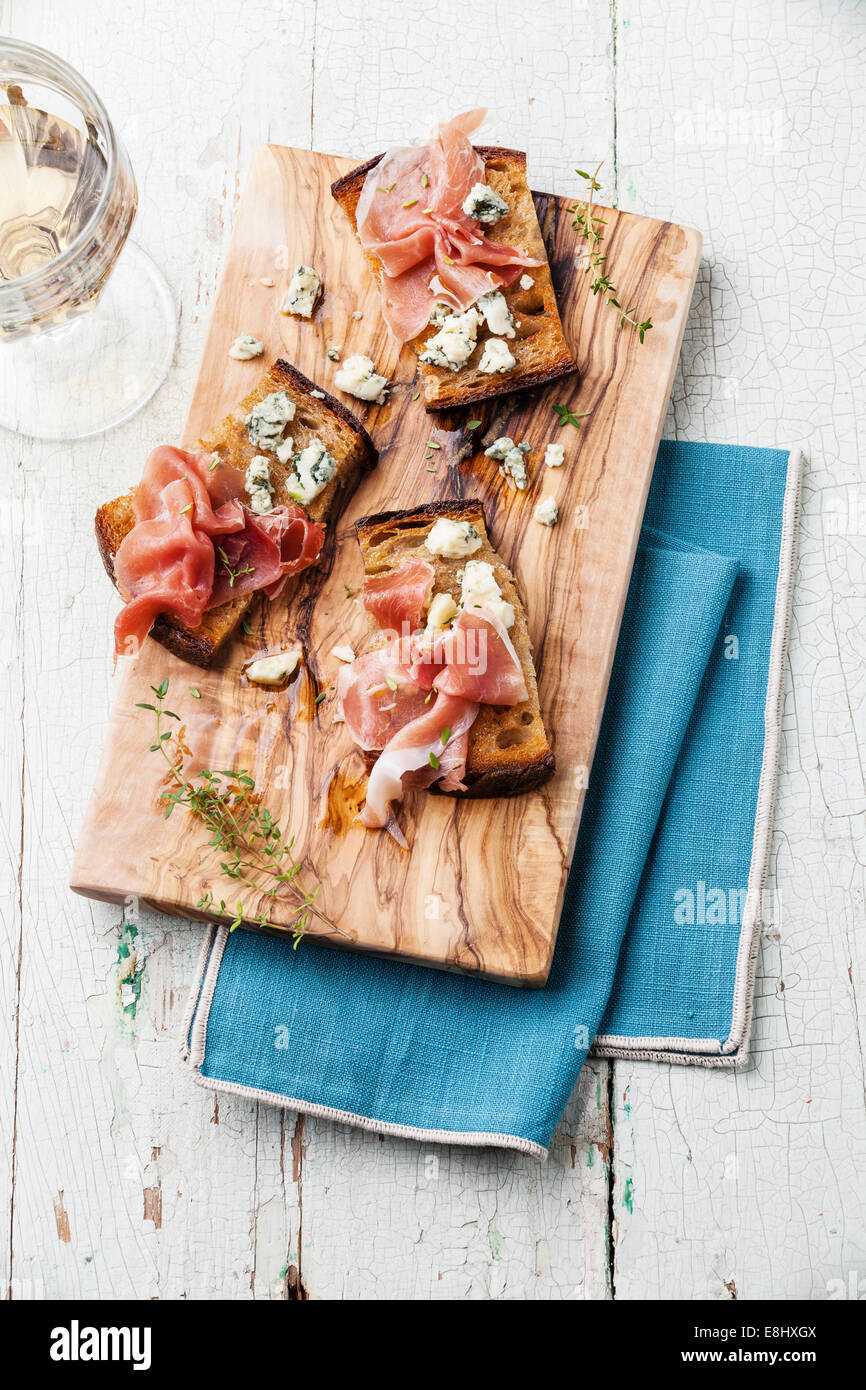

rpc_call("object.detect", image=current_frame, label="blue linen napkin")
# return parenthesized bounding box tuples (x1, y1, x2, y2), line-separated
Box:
(182, 441, 800, 1157)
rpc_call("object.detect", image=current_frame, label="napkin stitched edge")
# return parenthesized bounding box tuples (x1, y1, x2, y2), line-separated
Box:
(180, 924, 549, 1159)
(591, 447, 803, 1067)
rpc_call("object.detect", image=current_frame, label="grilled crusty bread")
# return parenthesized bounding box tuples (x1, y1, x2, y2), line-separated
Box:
(354, 499, 554, 796)
(331, 147, 577, 413)
(96, 359, 377, 667)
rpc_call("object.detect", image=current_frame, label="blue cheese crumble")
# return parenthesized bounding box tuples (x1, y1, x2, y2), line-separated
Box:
(534, 496, 559, 527)
(425, 591, 459, 631)
(478, 338, 516, 374)
(245, 649, 302, 686)
(334, 353, 389, 403)
(462, 182, 509, 224)
(280, 265, 322, 318)
(428, 301, 454, 328)
(484, 436, 531, 489)
(544, 442, 565, 468)
(425, 517, 483, 559)
(287, 438, 337, 504)
(460, 559, 515, 629)
(245, 455, 275, 514)
(476, 290, 515, 339)
(419, 306, 480, 371)
(228, 333, 264, 360)
(245, 391, 295, 452)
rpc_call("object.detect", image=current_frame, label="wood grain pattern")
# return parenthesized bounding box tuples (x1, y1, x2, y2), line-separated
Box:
(70, 144, 701, 986)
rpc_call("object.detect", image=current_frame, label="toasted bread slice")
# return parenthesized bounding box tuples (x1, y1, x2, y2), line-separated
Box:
(96, 359, 377, 667)
(331, 147, 576, 413)
(354, 499, 554, 796)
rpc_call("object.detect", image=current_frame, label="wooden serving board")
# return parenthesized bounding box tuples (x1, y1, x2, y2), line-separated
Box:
(71, 145, 701, 986)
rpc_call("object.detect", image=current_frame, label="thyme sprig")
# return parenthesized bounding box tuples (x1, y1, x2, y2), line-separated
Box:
(552, 403, 589, 430)
(570, 162, 653, 343)
(217, 547, 254, 589)
(137, 678, 331, 947)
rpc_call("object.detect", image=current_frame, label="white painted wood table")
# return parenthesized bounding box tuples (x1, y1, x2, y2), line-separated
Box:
(2, 0, 864, 1300)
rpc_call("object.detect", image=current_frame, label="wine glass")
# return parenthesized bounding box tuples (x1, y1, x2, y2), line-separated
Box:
(0, 38, 177, 439)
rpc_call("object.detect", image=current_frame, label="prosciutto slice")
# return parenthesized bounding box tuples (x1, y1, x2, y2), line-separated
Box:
(340, 600, 529, 827)
(359, 692, 479, 828)
(413, 607, 528, 706)
(338, 644, 431, 751)
(129, 444, 246, 525)
(114, 448, 245, 656)
(362, 556, 435, 636)
(207, 505, 325, 609)
(112, 445, 324, 657)
(356, 109, 541, 342)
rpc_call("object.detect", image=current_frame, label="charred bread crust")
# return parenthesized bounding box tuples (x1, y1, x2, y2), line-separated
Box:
(452, 749, 557, 797)
(145, 611, 238, 667)
(330, 154, 382, 206)
(355, 497, 484, 539)
(266, 358, 377, 465)
(418, 358, 576, 412)
(354, 502, 555, 799)
(331, 145, 577, 413)
(95, 499, 126, 587)
(98, 360, 377, 668)
(358, 746, 556, 798)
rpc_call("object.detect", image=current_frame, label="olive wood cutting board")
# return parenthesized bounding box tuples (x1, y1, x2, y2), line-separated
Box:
(71, 145, 701, 986)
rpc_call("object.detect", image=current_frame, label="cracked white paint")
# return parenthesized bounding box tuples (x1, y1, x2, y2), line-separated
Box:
(0, 0, 863, 1300)
(610, 0, 866, 1301)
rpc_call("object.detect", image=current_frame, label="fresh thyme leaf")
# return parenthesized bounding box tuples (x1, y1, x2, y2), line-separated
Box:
(179, 503, 192, 514)
(343, 582, 356, 598)
(217, 546, 254, 589)
(242, 618, 254, 636)
(412, 392, 420, 401)
(315, 691, 327, 705)
(377, 182, 396, 193)
(552, 403, 589, 429)
(440, 726, 451, 745)
(426, 441, 441, 449)
(143, 677, 335, 948)
(190, 687, 201, 699)
(402, 198, 418, 208)
(385, 674, 398, 691)
(570, 161, 653, 343)
(428, 750, 440, 770)
(421, 173, 429, 188)
(466, 419, 482, 430)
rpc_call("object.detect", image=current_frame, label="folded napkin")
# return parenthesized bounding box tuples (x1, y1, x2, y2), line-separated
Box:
(181, 441, 801, 1158)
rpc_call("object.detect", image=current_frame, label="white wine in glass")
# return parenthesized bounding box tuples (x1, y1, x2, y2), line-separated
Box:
(0, 39, 177, 439)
